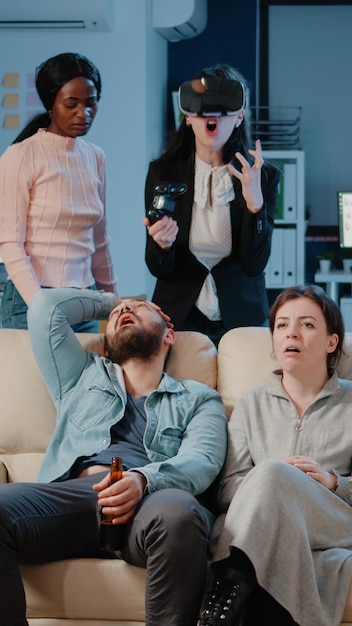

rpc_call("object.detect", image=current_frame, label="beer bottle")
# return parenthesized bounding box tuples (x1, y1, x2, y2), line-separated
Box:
(99, 456, 126, 550)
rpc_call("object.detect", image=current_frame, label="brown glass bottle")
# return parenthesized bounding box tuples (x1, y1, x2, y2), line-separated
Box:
(99, 456, 126, 551)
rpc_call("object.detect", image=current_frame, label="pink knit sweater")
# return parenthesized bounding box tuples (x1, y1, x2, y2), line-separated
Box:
(0, 129, 117, 304)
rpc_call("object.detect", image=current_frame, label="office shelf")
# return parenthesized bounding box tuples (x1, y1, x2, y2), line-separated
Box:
(263, 150, 305, 290)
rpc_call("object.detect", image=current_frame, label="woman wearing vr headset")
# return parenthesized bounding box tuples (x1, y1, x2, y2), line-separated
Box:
(0, 52, 118, 332)
(143, 63, 280, 347)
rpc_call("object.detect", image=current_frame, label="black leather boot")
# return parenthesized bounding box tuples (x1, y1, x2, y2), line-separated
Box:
(199, 569, 255, 625)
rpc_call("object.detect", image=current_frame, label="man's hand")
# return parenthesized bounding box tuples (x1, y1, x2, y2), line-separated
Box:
(93, 471, 146, 524)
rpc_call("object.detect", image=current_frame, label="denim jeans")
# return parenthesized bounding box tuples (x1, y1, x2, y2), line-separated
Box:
(1, 280, 99, 333)
(0, 477, 208, 626)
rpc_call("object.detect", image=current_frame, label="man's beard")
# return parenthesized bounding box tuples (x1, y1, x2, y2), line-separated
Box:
(105, 320, 165, 365)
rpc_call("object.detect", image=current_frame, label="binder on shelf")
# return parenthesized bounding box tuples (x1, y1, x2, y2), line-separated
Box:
(283, 228, 296, 285)
(265, 227, 296, 288)
(266, 228, 284, 285)
(268, 159, 297, 221)
(283, 163, 297, 220)
(263, 150, 304, 287)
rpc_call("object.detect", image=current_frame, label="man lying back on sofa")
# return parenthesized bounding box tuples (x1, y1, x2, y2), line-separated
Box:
(0, 287, 227, 626)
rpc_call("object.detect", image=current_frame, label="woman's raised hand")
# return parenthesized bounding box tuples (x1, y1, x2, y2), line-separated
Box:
(228, 138, 264, 213)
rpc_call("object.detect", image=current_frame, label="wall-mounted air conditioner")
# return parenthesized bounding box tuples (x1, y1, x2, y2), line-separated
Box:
(0, 0, 113, 31)
(152, 0, 207, 42)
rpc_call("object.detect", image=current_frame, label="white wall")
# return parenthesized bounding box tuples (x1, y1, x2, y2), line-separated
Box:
(0, 0, 168, 298)
(268, 5, 352, 227)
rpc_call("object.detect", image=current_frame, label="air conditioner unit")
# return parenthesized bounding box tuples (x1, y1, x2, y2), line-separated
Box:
(152, 0, 207, 42)
(0, 0, 113, 31)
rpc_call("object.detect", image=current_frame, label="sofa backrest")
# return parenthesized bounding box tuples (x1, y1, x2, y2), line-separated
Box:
(4, 324, 351, 482)
(217, 326, 352, 418)
(0, 329, 216, 484)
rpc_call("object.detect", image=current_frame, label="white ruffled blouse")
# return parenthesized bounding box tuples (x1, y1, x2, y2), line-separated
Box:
(189, 155, 234, 321)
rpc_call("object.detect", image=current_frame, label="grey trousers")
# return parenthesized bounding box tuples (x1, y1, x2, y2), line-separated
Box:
(213, 460, 352, 626)
(0, 474, 208, 626)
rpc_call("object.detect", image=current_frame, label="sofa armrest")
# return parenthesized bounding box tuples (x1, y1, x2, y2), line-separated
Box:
(0, 457, 9, 484)
(0, 453, 43, 484)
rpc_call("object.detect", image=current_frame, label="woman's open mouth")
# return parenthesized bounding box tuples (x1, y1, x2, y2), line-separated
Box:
(206, 119, 217, 133)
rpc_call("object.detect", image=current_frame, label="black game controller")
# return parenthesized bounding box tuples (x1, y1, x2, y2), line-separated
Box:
(147, 182, 187, 224)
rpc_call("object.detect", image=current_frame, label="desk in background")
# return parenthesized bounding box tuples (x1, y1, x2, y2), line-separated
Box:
(314, 269, 352, 331)
(314, 269, 352, 303)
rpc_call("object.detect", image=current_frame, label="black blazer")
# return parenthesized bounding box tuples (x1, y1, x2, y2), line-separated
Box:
(145, 157, 280, 330)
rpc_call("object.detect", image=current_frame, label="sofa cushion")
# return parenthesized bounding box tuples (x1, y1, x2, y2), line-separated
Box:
(217, 327, 277, 418)
(21, 559, 146, 622)
(217, 327, 352, 418)
(0, 330, 56, 456)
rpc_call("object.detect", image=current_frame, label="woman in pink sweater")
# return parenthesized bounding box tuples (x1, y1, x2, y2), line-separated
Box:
(0, 52, 118, 332)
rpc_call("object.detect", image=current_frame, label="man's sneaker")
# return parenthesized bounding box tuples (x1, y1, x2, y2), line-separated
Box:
(199, 572, 253, 625)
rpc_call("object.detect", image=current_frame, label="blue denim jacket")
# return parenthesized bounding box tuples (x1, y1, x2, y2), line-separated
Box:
(28, 289, 227, 514)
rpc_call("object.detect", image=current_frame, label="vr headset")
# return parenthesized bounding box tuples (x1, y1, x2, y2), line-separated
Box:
(178, 73, 245, 118)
